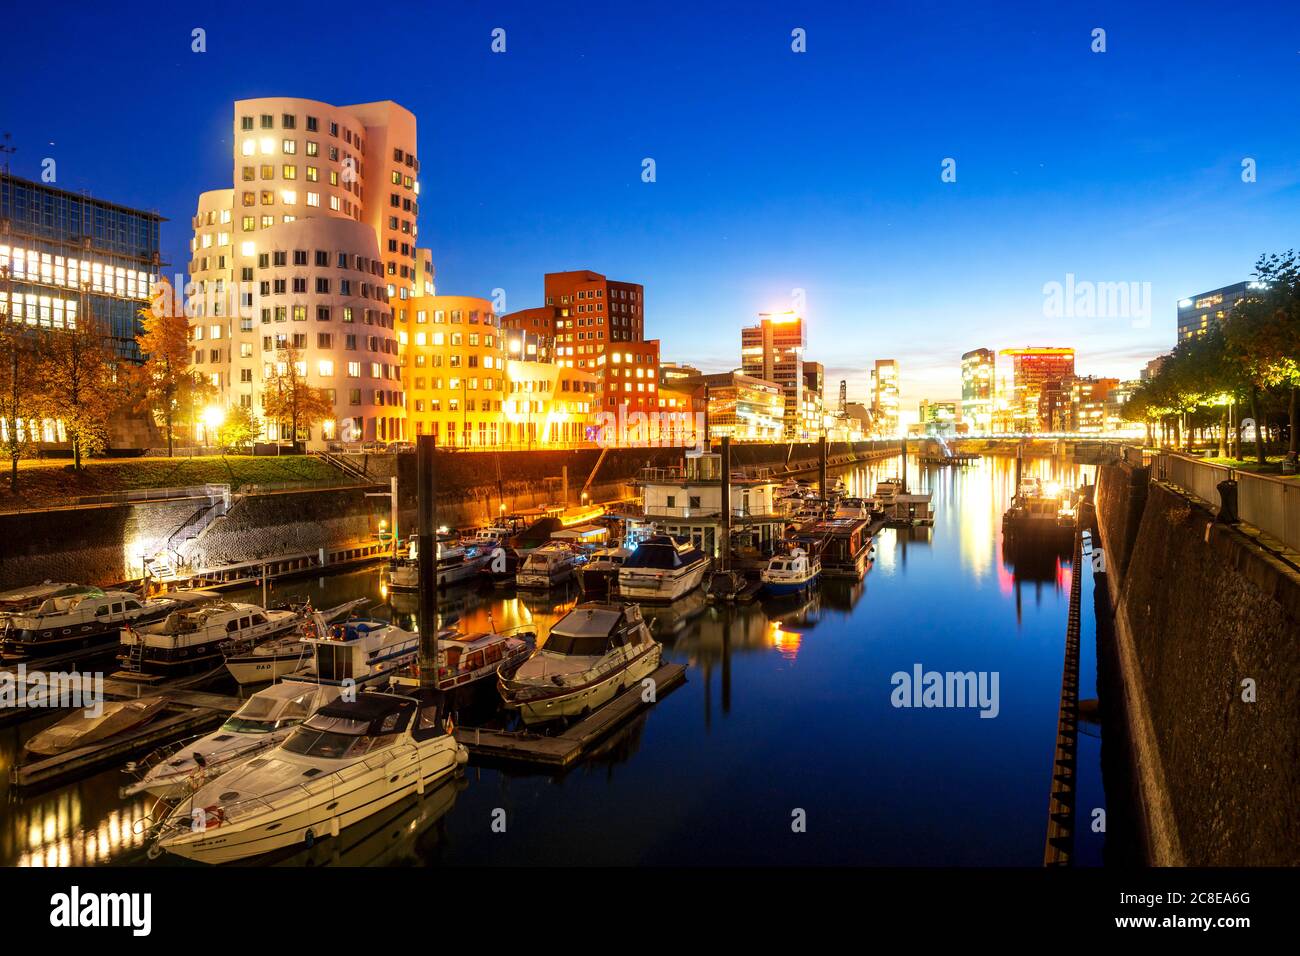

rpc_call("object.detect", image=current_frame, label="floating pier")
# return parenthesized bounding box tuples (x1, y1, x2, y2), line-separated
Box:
(456, 662, 686, 768)
(9, 687, 242, 790)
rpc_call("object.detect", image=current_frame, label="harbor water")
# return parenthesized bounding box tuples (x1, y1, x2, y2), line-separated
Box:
(0, 453, 1126, 867)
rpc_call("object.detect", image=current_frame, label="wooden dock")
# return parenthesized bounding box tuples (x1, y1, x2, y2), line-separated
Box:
(9, 700, 236, 790)
(455, 662, 686, 768)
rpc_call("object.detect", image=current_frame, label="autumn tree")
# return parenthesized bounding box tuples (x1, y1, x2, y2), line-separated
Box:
(219, 403, 261, 451)
(39, 303, 121, 469)
(134, 279, 192, 457)
(0, 318, 42, 492)
(261, 347, 333, 449)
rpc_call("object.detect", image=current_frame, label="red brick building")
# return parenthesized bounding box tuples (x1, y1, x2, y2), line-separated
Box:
(544, 270, 644, 369)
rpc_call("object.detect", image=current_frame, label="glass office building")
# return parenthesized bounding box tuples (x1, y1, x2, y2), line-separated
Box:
(0, 172, 163, 362)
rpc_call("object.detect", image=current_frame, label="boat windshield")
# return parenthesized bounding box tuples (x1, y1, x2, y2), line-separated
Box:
(223, 691, 316, 734)
(281, 714, 378, 758)
(543, 633, 610, 656)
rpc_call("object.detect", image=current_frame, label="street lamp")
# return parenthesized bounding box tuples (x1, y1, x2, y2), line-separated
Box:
(202, 405, 225, 449)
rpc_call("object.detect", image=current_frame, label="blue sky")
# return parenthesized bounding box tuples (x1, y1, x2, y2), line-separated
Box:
(7, 0, 1299, 414)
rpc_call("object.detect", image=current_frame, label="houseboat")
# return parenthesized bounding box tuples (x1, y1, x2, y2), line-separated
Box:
(871, 478, 934, 526)
(1002, 477, 1076, 549)
(1, 589, 181, 662)
(116, 597, 301, 679)
(498, 602, 662, 724)
(428, 629, 532, 706)
(795, 517, 874, 581)
(617, 535, 711, 603)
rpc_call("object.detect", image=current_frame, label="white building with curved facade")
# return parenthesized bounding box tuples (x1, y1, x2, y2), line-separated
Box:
(188, 97, 420, 446)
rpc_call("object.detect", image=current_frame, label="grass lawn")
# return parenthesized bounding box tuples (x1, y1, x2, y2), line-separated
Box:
(0, 455, 351, 510)
(1198, 454, 1299, 477)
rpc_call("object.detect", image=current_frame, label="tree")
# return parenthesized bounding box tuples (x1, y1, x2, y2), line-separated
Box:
(219, 404, 261, 451)
(0, 319, 42, 492)
(134, 280, 192, 457)
(39, 301, 120, 469)
(1224, 252, 1300, 465)
(260, 347, 333, 448)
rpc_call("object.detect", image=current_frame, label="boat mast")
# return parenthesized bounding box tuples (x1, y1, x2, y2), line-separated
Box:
(416, 434, 439, 684)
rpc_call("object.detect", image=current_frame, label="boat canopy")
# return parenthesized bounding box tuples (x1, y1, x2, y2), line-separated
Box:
(622, 538, 704, 570)
(314, 693, 416, 736)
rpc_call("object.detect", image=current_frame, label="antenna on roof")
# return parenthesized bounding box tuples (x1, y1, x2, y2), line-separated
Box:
(0, 133, 15, 175)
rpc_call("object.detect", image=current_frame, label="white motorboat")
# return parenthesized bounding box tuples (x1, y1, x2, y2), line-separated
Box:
(123, 683, 332, 800)
(498, 602, 662, 724)
(116, 596, 298, 679)
(389, 534, 490, 590)
(760, 547, 822, 596)
(219, 598, 372, 685)
(150, 688, 467, 864)
(617, 535, 711, 603)
(2, 589, 179, 662)
(516, 542, 577, 589)
(833, 496, 875, 520)
(575, 546, 631, 595)
(278, 616, 419, 691)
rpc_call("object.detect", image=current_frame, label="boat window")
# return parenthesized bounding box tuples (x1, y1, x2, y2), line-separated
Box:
(95, 605, 109, 616)
(282, 728, 366, 758)
(125, 600, 141, 610)
(543, 633, 610, 655)
(221, 715, 277, 734)
(465, 651, 484, 671)
(240, 617, 250, 629)
(252, 614, 267, 625)
(414, 704, 443, 739)
(112, 602, 123, 613)
(226, 619, 241, 632)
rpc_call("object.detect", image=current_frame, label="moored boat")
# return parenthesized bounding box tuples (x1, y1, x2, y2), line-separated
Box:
(617, 535, 711, 603)
(575, 547, 631, 596)
(760, 547, 822, 595)
(498, 602, 662, 724)
(516, 542, 577, 589)
(389, 533, 490, 591)
(2, 589, 181, 662)
(122, 683, 331, 799)
(24, 697, 169, 757)
(116, 596, 298, 679)
(150, 688, 467, 864)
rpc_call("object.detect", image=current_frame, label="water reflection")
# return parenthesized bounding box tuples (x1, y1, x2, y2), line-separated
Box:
(0, 451, 1117, 866)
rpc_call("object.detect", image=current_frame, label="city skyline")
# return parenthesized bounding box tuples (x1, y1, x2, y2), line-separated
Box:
(5, 3, 1298, 411)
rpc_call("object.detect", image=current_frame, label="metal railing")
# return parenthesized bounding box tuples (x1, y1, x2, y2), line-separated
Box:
(1155, 451, 1300, 554)
(74, 483, 231, 506)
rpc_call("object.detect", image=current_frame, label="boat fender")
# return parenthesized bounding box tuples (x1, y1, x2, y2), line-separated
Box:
(330, 817, 340, 838)
(304, 828, 315, 847)
(455, 745, 469, 766)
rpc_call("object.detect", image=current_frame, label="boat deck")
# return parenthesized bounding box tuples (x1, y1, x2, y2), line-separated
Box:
(455, 662, 687, 768)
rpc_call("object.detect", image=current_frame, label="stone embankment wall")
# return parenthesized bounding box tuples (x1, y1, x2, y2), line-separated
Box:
(1095, 461, 1300, 865)
(0, 441, 899, 591)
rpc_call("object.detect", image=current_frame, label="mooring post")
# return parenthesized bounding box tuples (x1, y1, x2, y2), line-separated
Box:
(818, 435, 828, 500)
(416, 434, 439, 683)
(720, 436, 731, 568)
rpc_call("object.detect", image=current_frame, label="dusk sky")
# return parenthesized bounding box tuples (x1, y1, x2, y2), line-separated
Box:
(7, 1, 1299, 417)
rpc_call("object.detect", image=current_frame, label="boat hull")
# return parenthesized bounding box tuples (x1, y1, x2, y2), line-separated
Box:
(223, 648, 310, 685)
(617, 559, 710, 603)
(762, 572, 820, 596)
(157, 739, 464, 864)
(509, 644, 662, 725)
